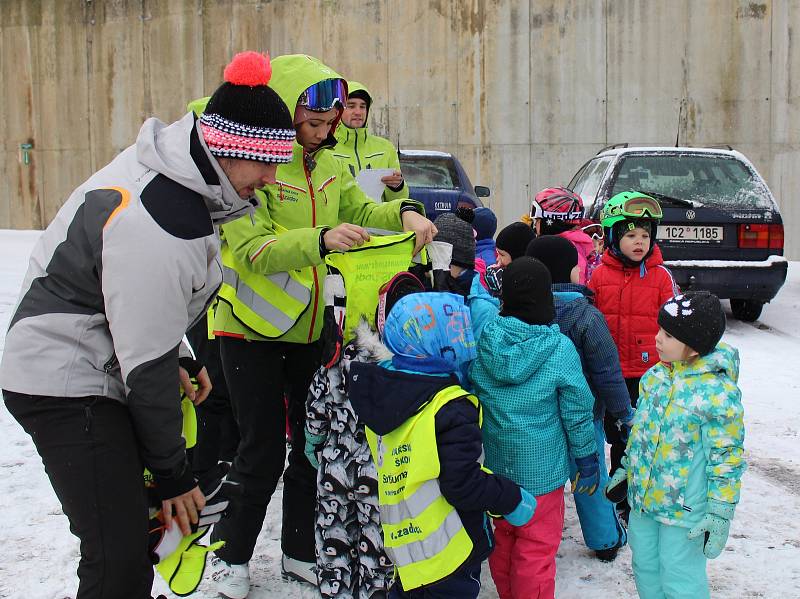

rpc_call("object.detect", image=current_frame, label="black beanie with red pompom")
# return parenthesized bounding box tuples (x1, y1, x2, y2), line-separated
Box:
(200, 51, 296, 163)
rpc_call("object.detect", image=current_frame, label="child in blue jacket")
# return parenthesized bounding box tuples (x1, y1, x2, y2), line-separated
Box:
(349, 292, 535, 599)
(526, 235, 632, 561)
(469, 257, 599, 599)
(605, 292, 745, 599)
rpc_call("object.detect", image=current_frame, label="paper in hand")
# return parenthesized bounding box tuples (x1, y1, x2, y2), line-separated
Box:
(355, 168, 394, 201)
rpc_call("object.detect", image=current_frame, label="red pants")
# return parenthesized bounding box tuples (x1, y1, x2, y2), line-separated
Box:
(489, 487, 565, 599)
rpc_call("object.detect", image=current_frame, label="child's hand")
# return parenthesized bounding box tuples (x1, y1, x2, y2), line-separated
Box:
(687, 513, 730, 559)
(572, 454, 600, 495)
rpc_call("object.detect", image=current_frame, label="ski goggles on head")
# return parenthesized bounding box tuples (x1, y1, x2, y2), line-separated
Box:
(617, 194, 663, 220)
(298, 78, 347, 112)
(581, 223, 604, 240)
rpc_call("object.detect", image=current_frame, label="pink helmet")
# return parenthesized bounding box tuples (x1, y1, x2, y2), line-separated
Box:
(531, 187, 584, 225)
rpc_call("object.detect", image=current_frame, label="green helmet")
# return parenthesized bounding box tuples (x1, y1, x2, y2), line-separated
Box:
(600, 191, 663, 228)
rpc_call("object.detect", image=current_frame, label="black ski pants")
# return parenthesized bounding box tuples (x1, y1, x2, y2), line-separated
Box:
(185, 320, 238, 477)
(212, 337, 321, 564)
(3, 391, 153, 599)
(603, 376, 641, 517)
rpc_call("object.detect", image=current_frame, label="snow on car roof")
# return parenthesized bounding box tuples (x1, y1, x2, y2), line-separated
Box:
(399, 149, 453, 158)
(598, 146, 741, 157)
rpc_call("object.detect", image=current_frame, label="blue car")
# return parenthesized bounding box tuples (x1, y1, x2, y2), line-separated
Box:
(398, 150, 489, 220)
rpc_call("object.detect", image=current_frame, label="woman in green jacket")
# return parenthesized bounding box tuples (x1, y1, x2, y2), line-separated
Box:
(192, 54, 435, 598)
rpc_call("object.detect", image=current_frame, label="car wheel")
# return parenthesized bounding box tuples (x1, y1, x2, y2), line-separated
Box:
(730, 299, 763, 322)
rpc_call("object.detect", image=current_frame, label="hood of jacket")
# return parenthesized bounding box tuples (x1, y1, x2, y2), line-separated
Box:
(270, 54, 345, 153)
(669, 342, 740, 382)
(559, 229, 595, 256)
(351, 319, 393, 363)
(475, 316, 563, 383)
(337, 80, 372, 133)
(349, 361, 459, 435)
(136, 112, 257, 225)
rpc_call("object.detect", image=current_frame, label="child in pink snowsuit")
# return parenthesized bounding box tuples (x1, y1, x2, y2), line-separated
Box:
(530, 187, 595, 284)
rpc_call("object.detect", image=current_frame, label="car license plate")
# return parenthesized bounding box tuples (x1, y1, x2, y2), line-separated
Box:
(657, 225, 723, 243)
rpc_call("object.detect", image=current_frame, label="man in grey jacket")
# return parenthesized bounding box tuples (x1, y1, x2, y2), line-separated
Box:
(0, 51, 295, 599)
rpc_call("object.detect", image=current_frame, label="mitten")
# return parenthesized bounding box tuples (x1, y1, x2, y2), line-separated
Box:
(572, 454, 600, 495)
(604, 466, 629, 504)
(504, 488, 537, 526)
(484, 264, 503, 297)
(426, 241, 453, 272)
(304, 431, 324, 469)
(687, 500, 735, 559)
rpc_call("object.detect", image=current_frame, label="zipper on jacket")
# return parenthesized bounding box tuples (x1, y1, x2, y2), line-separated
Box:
(354, 131, 362, 170)
(102, 355, 117, 397)
(304, 155, 321, 343)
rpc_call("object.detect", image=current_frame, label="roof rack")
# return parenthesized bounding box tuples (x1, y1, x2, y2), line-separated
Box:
(703, 144, 734, 151)
(597, 143, 628, 154)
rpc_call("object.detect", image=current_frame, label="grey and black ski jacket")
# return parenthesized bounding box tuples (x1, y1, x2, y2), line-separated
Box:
(0, 112, 256, 498)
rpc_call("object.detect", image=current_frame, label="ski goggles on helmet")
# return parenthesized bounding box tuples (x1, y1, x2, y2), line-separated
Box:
(613, 194, 663, 220)
(581, 223, 604, 240)
(298, 78, 347, 112)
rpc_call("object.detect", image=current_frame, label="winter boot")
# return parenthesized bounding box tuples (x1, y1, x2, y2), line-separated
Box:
(595, 537, 624, 562)
(281, 554, 318, 586)
(210, 556, 250, 599)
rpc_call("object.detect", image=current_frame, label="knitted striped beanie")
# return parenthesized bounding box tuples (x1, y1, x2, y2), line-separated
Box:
(201, 51, 295, 164)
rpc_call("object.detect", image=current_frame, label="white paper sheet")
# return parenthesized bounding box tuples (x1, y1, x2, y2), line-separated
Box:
(355, 168, 394, 201)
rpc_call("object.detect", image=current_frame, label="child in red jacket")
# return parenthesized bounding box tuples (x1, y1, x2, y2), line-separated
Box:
(588, 192, 678, 521)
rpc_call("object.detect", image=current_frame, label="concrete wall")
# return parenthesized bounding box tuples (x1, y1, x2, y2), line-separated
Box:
(2, 0, 800, 256)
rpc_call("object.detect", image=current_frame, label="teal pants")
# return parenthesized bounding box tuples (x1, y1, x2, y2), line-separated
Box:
(628, 511, 709, 599)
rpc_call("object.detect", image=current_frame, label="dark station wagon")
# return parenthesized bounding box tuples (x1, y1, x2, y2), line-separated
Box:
(399, 150, 490, 221)
(569, 145, 787, 321)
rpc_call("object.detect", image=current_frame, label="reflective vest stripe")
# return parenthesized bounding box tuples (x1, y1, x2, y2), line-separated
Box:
(385, 510, 464, 568)
(367, 385, 479, 589)
(380, 479, 440, 525)
(221, 266, 298, 333)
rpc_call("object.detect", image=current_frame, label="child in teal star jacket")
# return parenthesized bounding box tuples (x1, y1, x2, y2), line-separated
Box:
(606, 292, 746, 599)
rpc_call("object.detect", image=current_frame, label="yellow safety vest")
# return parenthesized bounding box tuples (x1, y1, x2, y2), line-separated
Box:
(325, 231, 417, 343)
(217, 242, 314, 338)
(365, 385, 481, 590)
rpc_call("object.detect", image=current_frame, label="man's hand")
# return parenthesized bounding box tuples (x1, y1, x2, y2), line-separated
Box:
(402, 210, 437, 256)
(381, 170, 404, 191)
(179, 365, 212, 406)
(162, 486, 206, 536)
(324, 223, 370, 251)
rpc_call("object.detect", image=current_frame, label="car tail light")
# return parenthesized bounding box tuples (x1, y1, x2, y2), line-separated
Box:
(737, 223, 783, 249)
(768, 224, 784, 249)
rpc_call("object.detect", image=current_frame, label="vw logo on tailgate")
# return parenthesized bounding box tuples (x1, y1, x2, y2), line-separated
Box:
(686, 209, 696, 220)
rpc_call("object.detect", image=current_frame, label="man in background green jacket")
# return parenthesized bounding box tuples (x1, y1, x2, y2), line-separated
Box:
(333, 81, 408, 202)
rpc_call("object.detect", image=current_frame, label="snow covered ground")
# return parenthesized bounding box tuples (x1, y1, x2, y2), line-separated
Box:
(0, 228, 798, 598)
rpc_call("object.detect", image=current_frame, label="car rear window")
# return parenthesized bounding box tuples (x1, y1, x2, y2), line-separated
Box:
(610, 153, 774, 210)
(399, 156, 459, 189)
